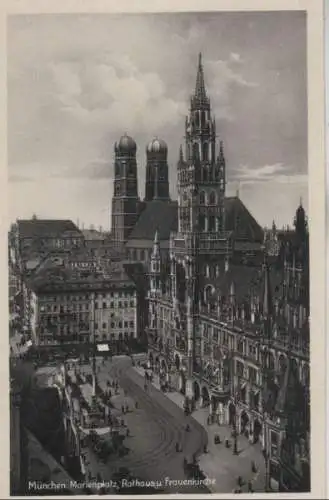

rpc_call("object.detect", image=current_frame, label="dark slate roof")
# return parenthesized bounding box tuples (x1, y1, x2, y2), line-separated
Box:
(274, 359, 307, 418)
(127, 197, 262, 243)
(128, 200, 178, 241)
(201, 261, 283, 303)
(17, 219, 82, 239)
(224, 197, 264, 242)
(27, 258, 137, 293)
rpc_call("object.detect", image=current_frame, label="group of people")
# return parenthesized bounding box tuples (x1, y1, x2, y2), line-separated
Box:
(234, 475, 254, 493)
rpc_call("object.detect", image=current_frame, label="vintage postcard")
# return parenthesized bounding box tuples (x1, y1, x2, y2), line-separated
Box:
(4, 0, 326, 498)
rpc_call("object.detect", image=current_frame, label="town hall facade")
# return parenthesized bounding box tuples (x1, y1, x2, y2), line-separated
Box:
(110, 54, 310, 492)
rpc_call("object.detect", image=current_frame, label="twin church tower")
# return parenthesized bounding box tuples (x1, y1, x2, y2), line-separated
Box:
(111, 53, 226, 247)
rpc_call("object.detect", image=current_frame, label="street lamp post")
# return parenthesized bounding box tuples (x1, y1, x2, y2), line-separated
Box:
(262, 408, 270, 492)
(233, 385, 239, 455)
(91, 292, 97, 412)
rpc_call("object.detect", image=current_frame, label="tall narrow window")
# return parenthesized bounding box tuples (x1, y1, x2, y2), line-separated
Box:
(195, 111, 200, 128)
(203, 167, 208, 182)
(198, 214, 206, 232)
(208, 216, 215, 232)
(199, 191, 206, 205)
(209, 191, 216, 205)
(203, 142, 208, 162)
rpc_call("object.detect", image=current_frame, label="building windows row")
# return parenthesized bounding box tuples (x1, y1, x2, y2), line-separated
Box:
(40, 291, 134, 303)
(204, 264, 221, 279)
(94, 300, 135, 310)
(199, 190, 218, 206)
(95, 332, 135, 341)
(96, 291, 134, 299)
(95, 320, 135, 330)
(129, 248, 151, 262)
(198, 215, 222, 233)
(41, 304, 90, 313)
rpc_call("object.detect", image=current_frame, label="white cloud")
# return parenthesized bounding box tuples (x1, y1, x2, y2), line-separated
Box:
(207, 59, 258, 93)
(7, 13, 307, 227)
(234, 163, 285, 181)
(230, 52, 242, 63)
(47, 56, 186, 135)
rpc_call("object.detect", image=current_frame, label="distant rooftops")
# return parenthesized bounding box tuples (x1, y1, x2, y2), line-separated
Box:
(17, 218, 82, 239)
(27, 257, 146, 294)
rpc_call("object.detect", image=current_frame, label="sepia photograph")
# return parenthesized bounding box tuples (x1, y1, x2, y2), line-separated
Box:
(7, 7, 316, 496)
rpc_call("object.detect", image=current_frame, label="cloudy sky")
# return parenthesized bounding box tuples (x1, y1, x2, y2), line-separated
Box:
(8, 11, 307, 230)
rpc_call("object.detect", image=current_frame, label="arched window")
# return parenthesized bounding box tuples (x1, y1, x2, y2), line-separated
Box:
(202, 142, 208, 162)
(203, 167, 208, 182)
(198, 214, 206, 232)
(204, 284, 213, 302)
(209, 191, 216, 205)
(195, 111, 200, 128)
(208, 216, 215, 232)
(193, 142, 199, 160)
(199, 191, 206, 205)
(201, 110, 205, 127)
(140, 249, 145, 261)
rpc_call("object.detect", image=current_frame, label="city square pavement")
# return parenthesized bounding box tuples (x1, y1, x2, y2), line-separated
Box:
(39, 355, 266, 494)
(67, 357, 209, 495)
(131, 362, 266, 494)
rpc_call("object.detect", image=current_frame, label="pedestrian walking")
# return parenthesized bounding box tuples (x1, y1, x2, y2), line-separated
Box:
(135, 401, 138, 409)
(121, 405, 125, 414)
(248, 480, 253, 493)
(125, 404, 129, 413)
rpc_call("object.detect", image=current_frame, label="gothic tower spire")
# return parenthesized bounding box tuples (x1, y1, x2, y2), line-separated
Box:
(195, 52, 206, 100)
(178, 53, 226, 235)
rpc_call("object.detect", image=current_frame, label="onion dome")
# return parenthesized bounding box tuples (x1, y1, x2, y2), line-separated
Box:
(115, 133, 137, 154)
(146, 137, 168, 155)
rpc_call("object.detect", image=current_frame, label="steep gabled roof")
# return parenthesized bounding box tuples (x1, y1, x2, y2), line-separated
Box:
(201, 260, 283, 303)
(17, 219, 82, 239)
(127, 200, 178, 241)
(224, 196, 264, 242)
(128, 197, 262, 243)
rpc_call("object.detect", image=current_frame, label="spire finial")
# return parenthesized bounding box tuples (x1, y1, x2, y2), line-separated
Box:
(299, 196, 303, 207)
(154, 229, 159, 244)
(179, 144, 184, 162)
(236, 181, 240, 198)
(195, 52, 206, 99)
(219, 140, 224, 157)
(262, 257, 273, 319)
